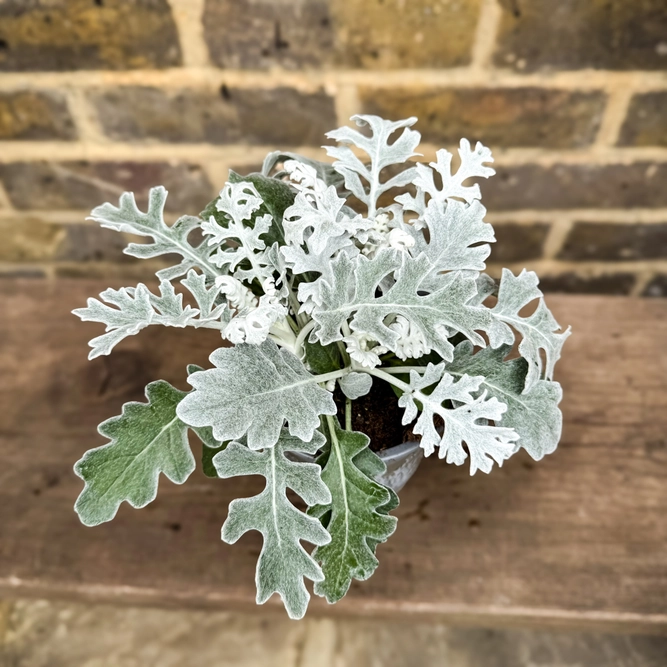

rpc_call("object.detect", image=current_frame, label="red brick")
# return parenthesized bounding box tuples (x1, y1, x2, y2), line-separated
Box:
(482, 163, 667, 210)
(0, 91, 76, 140)
(618, 93, 667, 147)
(494, 0, 667, 71)
(203, 0, 333, 69)
(558, 222, 667, 261)
(0, 0, 181, 71)
(89, 86, 336, 146)
(360, 87, 606, 148)
(0, 162, 215, 213)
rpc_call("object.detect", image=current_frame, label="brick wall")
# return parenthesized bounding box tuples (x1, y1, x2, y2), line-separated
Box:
(1, 0, 666, 296)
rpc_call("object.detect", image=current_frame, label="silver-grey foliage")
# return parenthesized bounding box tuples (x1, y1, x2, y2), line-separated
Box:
(214, 430, 331, 620)
(177, 339, 337, 449)
(72, 114, 570, 618)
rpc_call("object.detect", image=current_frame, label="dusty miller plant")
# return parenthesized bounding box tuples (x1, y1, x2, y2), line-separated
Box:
(73, 115, 570, 619)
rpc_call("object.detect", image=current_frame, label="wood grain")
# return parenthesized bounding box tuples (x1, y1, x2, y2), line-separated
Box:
(1, 279, 667, 632)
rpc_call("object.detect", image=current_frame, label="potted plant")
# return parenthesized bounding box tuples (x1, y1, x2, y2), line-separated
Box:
(73, 115, 570, 619)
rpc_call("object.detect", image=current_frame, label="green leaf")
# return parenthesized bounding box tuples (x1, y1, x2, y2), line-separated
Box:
(353, 446, 399, 554)
(74, 381, 195, 526)
(177, 339, 337, 450)
(201, 440, 225, 477)
(309, 418, 397, 603)
(214, 430, 332, 620)
(304, 338, 342, 375)
(447, 342, 563, 461)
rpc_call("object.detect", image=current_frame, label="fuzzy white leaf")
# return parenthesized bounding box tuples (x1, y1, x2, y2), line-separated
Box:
(404, 198, 495, 290)
(73, 281, 195, 359)
(214, 430, 331, 619)
(447, 342, 563, 461)
(89, 186, 220, 280)
(180, 270, 227, 326)
(283, 186, 370, 255)
(473, 273, 498, 305)
(491, 269, 572, 392)
(202, 182, 274, 284)
(338, 372, 373, 400)
(312, 249, 497, 361)
(417, 139, 494, 205)
(283, 233, 359, 314)
(398, 364, 519, 474)
(177, 339, 337, 449)
(326, 115, 421, 217)
(262, 151, 346, 190)
(73, 274, 229, 359)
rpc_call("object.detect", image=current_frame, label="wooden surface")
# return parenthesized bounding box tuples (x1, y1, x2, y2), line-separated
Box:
(1, 279, 667, 633)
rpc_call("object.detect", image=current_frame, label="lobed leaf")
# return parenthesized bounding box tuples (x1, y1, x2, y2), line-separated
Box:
(398, 364, 520, 474)
(73, 273, 228, 359)
(309, 419, 397, 603)
(283, 185, 370, 255)
(405, 198, 495, 289)
(491, 269, 572, 392)
(447, 342, 563, 461)
(177, 339, 337, 449)
(312, 248, 497, 361)
(201, 182, 275, 284)
(326, 115, 421, 217)
(214, 430, 331, 619)
(74, 381, 195, 526)
(89, 186, 220, 280)
(199, 169, 296, 246)
(407, 139, 495, 211)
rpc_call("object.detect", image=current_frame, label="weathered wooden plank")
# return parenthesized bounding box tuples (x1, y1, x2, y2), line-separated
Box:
(1, 279, 666, 632)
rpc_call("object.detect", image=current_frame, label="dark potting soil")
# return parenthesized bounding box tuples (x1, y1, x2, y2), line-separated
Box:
(333, 378, 417, 452)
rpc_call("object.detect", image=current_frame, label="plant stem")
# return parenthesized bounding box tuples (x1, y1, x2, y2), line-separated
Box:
(287, 276, 307, 329)
(363, 366, 411, 394)
(337, 341, 350, 366)
(345, 398, 352, 431)
(379, 366, 430, 375)
(313, 367, 351, 386)
(285, 314, 300, 335)
(293, 319, 317, 359)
